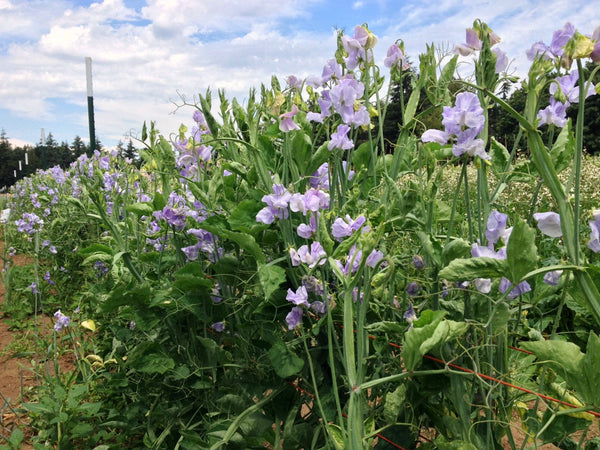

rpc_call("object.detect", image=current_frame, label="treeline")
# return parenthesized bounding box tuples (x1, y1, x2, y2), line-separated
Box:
(0, 132, 139, 191)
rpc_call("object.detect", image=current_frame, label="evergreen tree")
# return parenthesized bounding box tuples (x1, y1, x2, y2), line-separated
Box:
(72, 135, 86, 158)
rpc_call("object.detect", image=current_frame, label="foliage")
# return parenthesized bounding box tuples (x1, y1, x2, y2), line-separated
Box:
(3, 20, 600, 449)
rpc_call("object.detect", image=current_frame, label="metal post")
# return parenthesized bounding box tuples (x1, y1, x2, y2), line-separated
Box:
(86, 57, 96, 155)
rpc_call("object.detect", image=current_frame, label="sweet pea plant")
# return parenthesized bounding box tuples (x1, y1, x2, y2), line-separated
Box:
(4, 20, 600, 449)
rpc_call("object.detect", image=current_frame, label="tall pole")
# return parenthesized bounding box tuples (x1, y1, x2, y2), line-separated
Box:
(41, 128, 47, 170)
(85, 57, 96, 156)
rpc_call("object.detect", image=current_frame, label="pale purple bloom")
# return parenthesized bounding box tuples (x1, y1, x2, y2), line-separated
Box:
(342, 25, 372, 70)
(404, 301, 417, 330)
(302, 276, 324, 295)
(129, 320, 136, 330)
(384, 43, 409, 70)
(257, 184, 292, 224)
(533, 212, 562, 238)
(422, 92, 489, 160)
(474, 278, 492, 294)
(486, 210, 509, 245)
(591, 26, 600, 63)
(406, 281, 420, 297)
(310, 301, 326, 315)
(290, 242, 327, 268)
(543, 270, 563, 286)
(321, 59, 342, 84)
(44, 271, 55, 285)
(588, 209, 600, 253)
(279, 105, 301, 132)
(310, 163, 330, 190)
(443, 92, 485, 136)
(537, 98, 568, 128)
(527, 23, 575, 61)
(286, 286, 310, 307)
(330, 78, 365, 124)
(286, 75, 303, 90)
(211, 322, 225, 332)
(328, 124, 354, 151)
(286, 306, 304, 330)
(413, 255, 426, 270)
(211, 284, 223, 303)
(53, 310, 70, 332)
(421, 129, 451, 145)
(297, 215, 318, 239)
(331, 214, 368, 241)
(366, 249, 384, 268)
(493, 47, 508, 73)
(499, 278, 531, 299)
(29, 282, 38, 294)
(550, 70, 596, 104)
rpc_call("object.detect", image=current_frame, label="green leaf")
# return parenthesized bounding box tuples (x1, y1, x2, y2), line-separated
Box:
(506, 217, 537, 283)
(403, 88, 420, 125)
(228, 200, 263, 232)
(490, 137, 511, 177)
(292, 132, 312, 175)
(125, 202, 153, 217)
(520, 333, 600, 406)
(402, 311, 446, 371)
(416, 231, 442, 267)
(550, 118, 574, 173)
(152, 192, 166, 211)
(441, 238, 472, 266)
(258, 264, 286, 300)
(383, 384, 407, 423)
(268, 341, 304, 378)
(438, 257, 507, 281)
(353, 141, 372, 172)
(173, 263, 212, 291)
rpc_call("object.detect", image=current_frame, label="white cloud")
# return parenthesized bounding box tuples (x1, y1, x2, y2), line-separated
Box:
(1, 0, 599, 146)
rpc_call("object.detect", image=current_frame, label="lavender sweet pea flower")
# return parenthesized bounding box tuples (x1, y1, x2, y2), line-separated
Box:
(550, 70, 596, 104)
(533, 212, 562, 238)
(297, 215, 317, 239)
(366, 249, 384, 268)
(211, 322, 225, 332)
(310, 163, 330, 190)
(286, 286, 310, 307)
(310, 301, 326, 315)
(493, 47, 508, 73)
(384, 43, 409, 70)
(330, 78, 365, 124)
(279, 105, 301, 132)
(321, 59, 342, 84)
(443, 92, 485, 136)
(406, 281, 420, 297)
(527, 23, 575, 61)
(286, 307, 304, 330)
(328, 124, 354, 151)
(537, 98, 568, 128)
(588, 209, 600, 253)
(291, 242, 327, 268)
(499, 278, 531, 300)
(543, 270, 563, 286)
(302, 276, 324, 295)
(53, 310, 70, 332)
(404, 301, 417, 330)
(486, 210, 509, 245)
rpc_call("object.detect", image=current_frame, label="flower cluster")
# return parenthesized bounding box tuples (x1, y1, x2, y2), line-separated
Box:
(470, 210, 531, 299)
(15, 212, 44, 235)
(53, 309, 70, 332)
(421, 92, 489, 160)
(453, 25, 507, 73)
(537, 70, 596, 128)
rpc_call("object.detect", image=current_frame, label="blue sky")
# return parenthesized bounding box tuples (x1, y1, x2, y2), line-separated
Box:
(0, 0, 598, 148)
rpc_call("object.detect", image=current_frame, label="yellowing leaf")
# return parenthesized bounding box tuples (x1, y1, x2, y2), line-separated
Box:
(80, 319, 96, 332)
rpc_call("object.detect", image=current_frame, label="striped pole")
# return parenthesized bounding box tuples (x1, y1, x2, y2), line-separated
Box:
(85, 57, 96, 155)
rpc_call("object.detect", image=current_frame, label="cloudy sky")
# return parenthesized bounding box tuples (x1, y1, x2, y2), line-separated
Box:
(0, 0, 598, 148)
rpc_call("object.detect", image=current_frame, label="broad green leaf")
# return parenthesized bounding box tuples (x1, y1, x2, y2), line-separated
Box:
(441, 238, 472, 266)
(550, 118, 574, 173)
(292, 132, 312, 175)
(125, 202, 153, 217)
(403, 88, 420, 125)
(268, 341, 304, 378)
(258, 264, 286, 300)
(173, 263, 212, 291)
(490, 137, 511, 177)
(402, 311, 446, 371)
(438, 257, 507, 281)
(419, 320, 469, 358)
(353, 141, 372, 172)
(416, 231, 442, 267)
(506, 217, 537, 283)
(383, 384, 407, 424)
(228, 200, 263, 232)
(78, 243, 113, 257)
